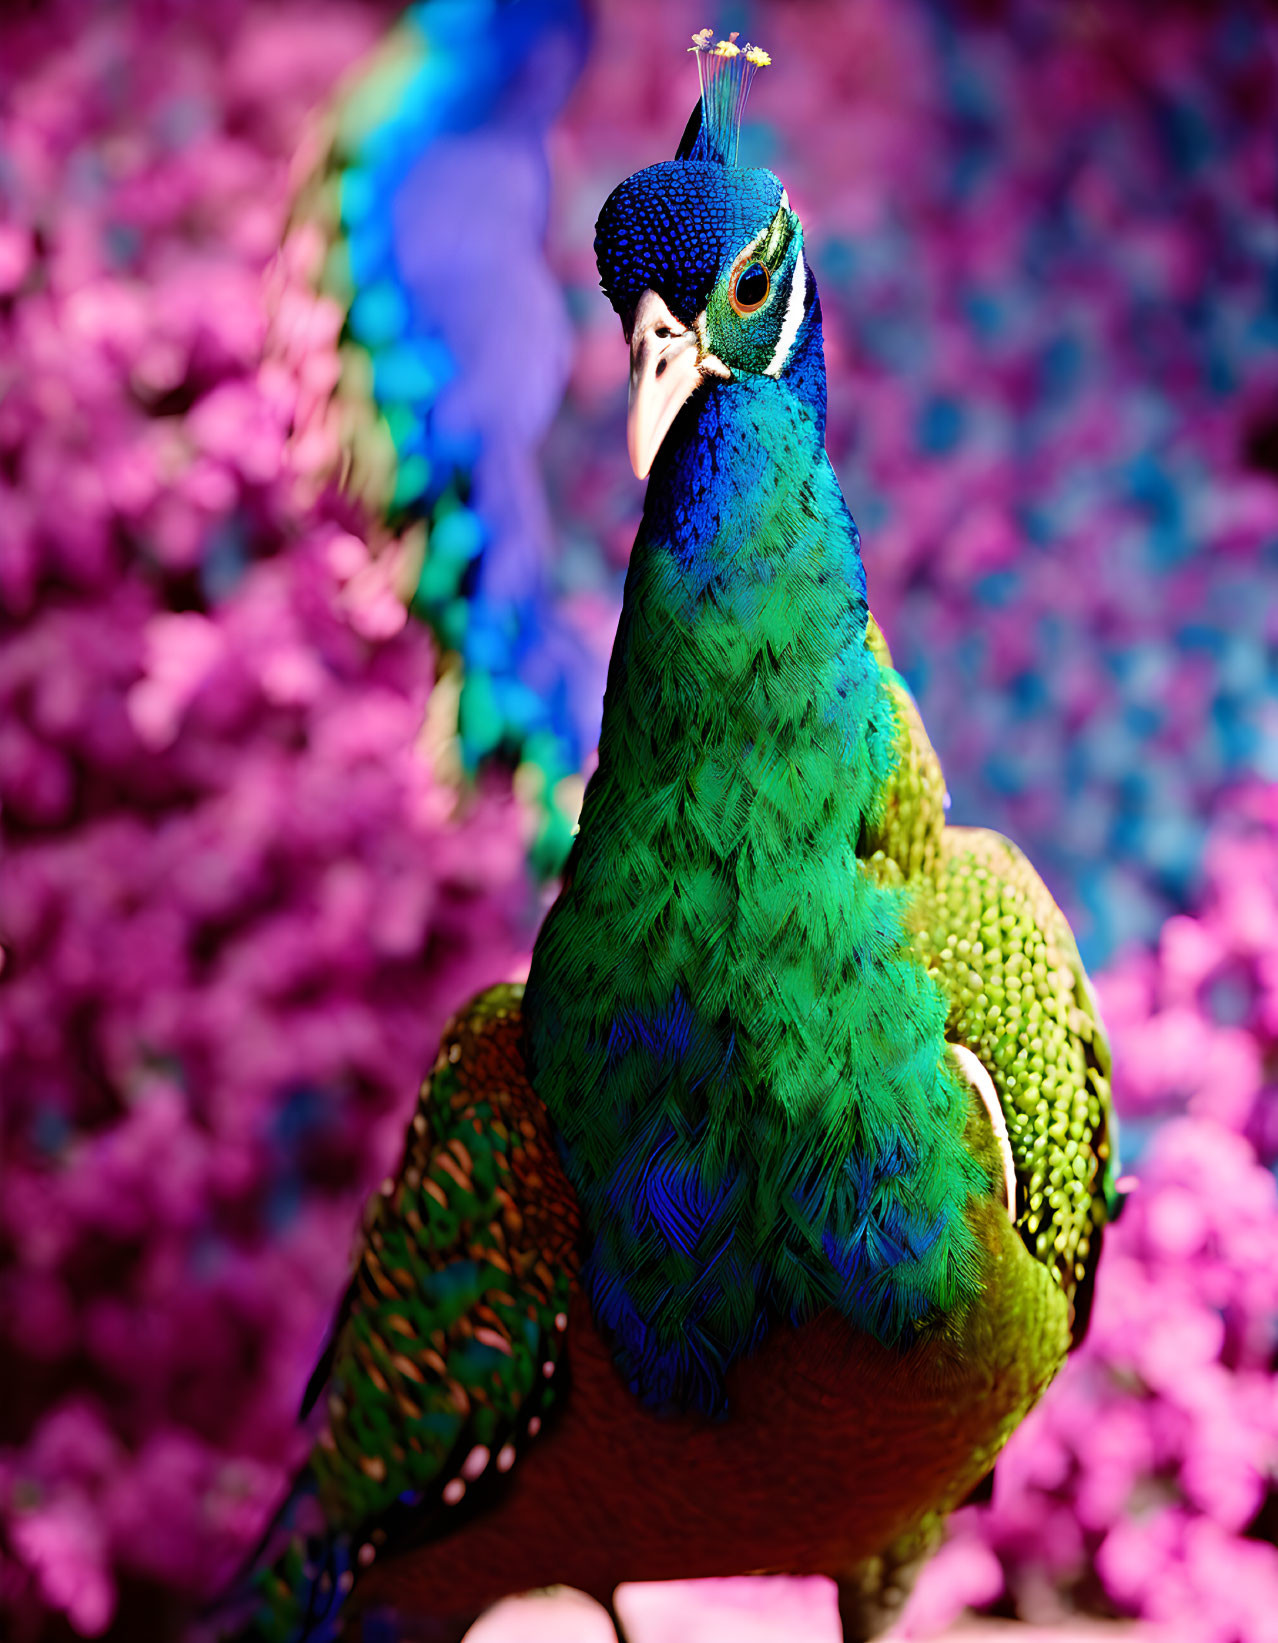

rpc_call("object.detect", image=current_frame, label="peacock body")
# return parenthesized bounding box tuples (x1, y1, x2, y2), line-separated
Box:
(221, 26, 1118, 1643)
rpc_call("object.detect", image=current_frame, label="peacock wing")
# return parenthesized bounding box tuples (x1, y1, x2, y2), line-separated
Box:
(312, 985, 579, 1539)
(906, 828, 1116, 1344)
(857, 615, 1116, 1343)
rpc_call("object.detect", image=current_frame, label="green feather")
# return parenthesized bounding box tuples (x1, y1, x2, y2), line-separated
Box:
(525, 375, 986, 1412)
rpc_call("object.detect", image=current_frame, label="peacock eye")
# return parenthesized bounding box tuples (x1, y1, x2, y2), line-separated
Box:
(730, 260, 770, 316)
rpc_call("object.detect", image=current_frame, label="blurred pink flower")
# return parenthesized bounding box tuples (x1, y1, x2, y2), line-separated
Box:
(10, 1499, 115, 1638)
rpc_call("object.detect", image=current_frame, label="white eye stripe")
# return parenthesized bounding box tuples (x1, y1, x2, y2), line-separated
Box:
(763, 249, 806, 378)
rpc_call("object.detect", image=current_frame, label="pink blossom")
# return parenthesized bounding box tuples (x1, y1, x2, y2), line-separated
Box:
(9, 1499, 116, 1637)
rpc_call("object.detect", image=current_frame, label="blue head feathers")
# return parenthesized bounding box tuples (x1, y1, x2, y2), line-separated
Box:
(595, 162, 784, 334)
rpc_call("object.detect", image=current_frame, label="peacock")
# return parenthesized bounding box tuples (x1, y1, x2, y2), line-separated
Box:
(219, 24, 1119, 1643)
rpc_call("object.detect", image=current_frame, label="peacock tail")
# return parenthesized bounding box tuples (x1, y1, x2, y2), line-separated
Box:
(277, 0, 591, 876)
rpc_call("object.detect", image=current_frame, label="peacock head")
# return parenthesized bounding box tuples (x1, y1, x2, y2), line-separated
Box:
(594, 32, 821, 478)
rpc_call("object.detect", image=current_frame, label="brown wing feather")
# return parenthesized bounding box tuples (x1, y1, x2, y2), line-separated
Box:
(306, 984, 581, 1562)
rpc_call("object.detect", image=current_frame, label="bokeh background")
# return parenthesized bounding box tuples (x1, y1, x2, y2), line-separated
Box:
(2, 1, 1277, 1638)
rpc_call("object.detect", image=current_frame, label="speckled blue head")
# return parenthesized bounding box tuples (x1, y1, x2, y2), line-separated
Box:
(595, 160, 785, 336)
(595, 153, 827, 439)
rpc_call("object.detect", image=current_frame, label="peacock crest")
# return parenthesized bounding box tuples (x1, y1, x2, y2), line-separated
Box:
(684, 28, 771, 167)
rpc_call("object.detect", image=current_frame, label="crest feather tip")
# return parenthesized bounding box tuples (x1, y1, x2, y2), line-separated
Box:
(684, 26, 771, 166)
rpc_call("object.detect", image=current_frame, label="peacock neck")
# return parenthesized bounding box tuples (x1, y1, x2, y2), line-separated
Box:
(523, 370, 980, 1416)
(598, 372, 890, 835)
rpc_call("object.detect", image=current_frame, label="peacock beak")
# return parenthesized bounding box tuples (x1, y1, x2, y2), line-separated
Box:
(626, 289, 730, 480)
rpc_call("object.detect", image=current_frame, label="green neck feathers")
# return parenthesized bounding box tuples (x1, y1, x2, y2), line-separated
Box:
(524, 375, 983, 1413)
